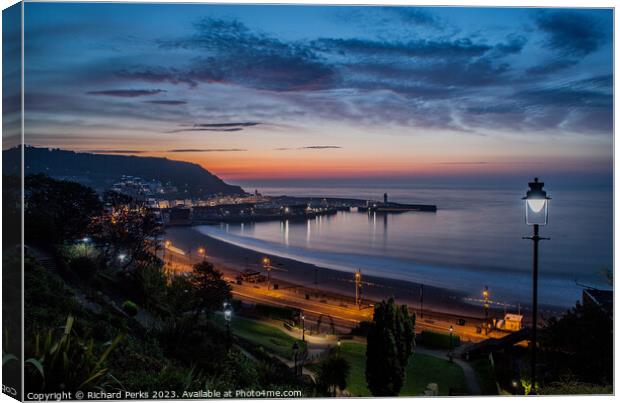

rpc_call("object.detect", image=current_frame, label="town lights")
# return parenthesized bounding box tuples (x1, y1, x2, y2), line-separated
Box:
(522, 178, 550, 395)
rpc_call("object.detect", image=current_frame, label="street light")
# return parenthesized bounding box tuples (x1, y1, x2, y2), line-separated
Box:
(118, 253, 127, 264)
(522, 177, 550, 395)
(198, 247, 206, 261)
(448, 326, 454, 362)
(483, 285, 489, 335)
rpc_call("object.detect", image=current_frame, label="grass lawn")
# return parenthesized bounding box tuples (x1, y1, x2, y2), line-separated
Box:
(338, 342, 467, 397)
(215, 315, 306, 359)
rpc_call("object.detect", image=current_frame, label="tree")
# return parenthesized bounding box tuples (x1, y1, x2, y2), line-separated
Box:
(316, 353, 351, 397)
(24, 174, 102, 245)
(539, 300, 612, 386)
(188, 261, 232, 315)
(90, 191, 162, 271)
(365, 297, 415, 396)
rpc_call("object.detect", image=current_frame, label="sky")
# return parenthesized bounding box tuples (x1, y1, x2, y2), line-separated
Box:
(14, 4, 614, 185)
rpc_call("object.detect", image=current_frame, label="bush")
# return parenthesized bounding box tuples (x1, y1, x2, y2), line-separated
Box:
(25, 316, 123, 393)
(122, 301, 139, 317)
(418, 330, 460, 350)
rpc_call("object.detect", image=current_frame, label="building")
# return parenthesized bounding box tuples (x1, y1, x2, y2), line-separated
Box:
(502, 314, 523, 331)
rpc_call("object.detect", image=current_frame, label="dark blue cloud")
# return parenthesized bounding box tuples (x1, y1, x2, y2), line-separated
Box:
(87, 89, 166, 97)
(158, 18, 336, 91)
(312, 37, 492, 58)
(534, 10, 609, 56)
(144, 100, 187, 105)
(525, 59, 578, 76)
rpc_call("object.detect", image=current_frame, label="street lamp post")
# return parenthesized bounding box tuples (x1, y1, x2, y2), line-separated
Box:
(224, 302, 232, 349)
(262, 256, 272, 290)
(354, 270, 362, 309)
(163, 240, 172, 267)
(81, 237, 91, 257)
(483, 286, 489, 335)
(522, 178, 550, 395)
(301, 313, 306, 341)
(420, 284, 424, 319)
(448, 326, 454, 362)
(198, 247, 206, 262)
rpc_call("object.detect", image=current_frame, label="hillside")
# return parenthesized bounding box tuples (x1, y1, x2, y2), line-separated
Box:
(3, 146, 245, 196)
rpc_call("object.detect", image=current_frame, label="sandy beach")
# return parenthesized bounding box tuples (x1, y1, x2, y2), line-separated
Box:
(163, 225, 551, 323)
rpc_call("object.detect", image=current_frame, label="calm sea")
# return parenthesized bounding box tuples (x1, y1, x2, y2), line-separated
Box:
(197, 184, 613, 308)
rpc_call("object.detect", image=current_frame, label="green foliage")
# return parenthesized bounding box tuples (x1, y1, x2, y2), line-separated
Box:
(365, 297, 415, 396)
(538, 377, 612, 395)
(25, 316, 123, 393)
(3, 175, 21, 246)
(3, 249, 22, 386)
(316, 352, 351, 396)
(540, 300, 612, 384)
(24, 256, 81, 333)
(24, 174, 102, 246)
(128, 264, 168, 311)
(164, 275, 197, 318)
(418, 330, 460, 350)
(189, 261, 232, 315)
(157, 318, 229, 373)
(215, 350, 261, 390)
(122, 301, 139, 317)
(119, 365, 201, 393)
